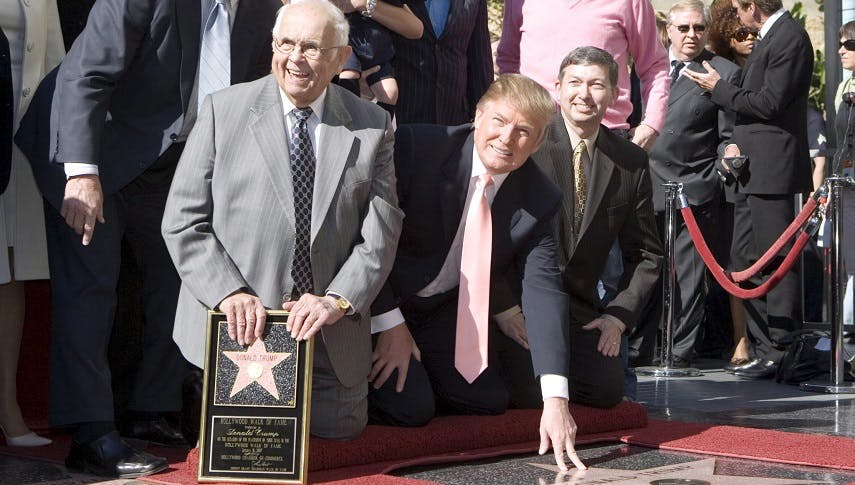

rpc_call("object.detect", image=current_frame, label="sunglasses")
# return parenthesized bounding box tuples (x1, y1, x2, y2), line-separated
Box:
(732, 28, 758, 42)
(841, 39, 855, 51)
(673, 24, 706, 34)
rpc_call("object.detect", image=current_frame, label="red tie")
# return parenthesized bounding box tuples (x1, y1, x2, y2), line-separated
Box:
(455, 174, 493, 383)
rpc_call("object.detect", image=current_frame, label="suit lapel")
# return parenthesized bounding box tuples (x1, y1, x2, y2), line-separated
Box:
(543, 117, 577, 260)
(440, 0, 465, 41)
(669, 51, 713, 105)
(440, 131, 473, 243)
(175, 0, 201, 113)
(249, 77, 295, 228)
(576, 128, 614, 240)
(312, 87, 356, 243)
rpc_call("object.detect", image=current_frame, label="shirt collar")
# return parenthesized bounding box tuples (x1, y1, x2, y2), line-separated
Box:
(470, 145, 509, 192)
(278, 87, 327, 123)
(562, 115, 597, 156)
(759, 8, 786, 40)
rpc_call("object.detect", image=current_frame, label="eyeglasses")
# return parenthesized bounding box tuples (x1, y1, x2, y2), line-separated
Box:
(840, 39, 855, 51)
(732, 28, 758, 42)
(673, 24, 706, 34)
(272, 38, 343, 60)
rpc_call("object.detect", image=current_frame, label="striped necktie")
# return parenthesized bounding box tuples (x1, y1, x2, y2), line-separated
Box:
(198, 0, 231, 111)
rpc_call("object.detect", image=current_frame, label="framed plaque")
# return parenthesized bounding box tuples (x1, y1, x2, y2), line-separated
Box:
(198, 310, 313, 484)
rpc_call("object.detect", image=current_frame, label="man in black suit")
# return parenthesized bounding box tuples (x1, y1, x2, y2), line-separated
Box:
(369, 74, 590, 471)
(391, 0, 493, 124)
(638, 0, 741, 367)
(16, 0, 280, 477)
(684, 0, 813, 378)
(531, 46, 662, 412)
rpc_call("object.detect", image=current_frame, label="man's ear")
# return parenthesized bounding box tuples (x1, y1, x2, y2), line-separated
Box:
(334, 45, 354, 74)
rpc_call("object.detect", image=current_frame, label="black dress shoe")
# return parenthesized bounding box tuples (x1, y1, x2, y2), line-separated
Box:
(731, 359, 778, 379)
(66, 431, 168, 478)
(724, 358, 752, 373)
(120, 415, 189, 447)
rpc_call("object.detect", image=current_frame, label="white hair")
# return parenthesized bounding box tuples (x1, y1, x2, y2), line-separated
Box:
(273, 0, 349, 46)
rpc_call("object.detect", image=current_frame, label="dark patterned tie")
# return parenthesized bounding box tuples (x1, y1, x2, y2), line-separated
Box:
(290, 107, 315, 295)
(670, 60, 684, 85)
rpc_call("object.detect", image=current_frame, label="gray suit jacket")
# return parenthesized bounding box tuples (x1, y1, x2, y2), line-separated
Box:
(162, 77, 404, 388)
(649, 50, 741, 211)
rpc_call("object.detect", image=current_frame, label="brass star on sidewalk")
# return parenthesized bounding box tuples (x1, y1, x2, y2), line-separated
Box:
(223, 338, 291, 400)
(529, 458, 827, 484)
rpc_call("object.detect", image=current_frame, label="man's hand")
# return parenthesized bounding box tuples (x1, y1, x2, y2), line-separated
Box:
(682, 60, 721, 92)
(582, 317, 624, 357)
(369, 323, 421, 392)
(495, 309, 529, 349)
(283, 294, 345, 341)
(539, 397, 586, 471)
(61, 175, 105, 246)
(629, 123, 659, 152)
(219, 292, 267, 346)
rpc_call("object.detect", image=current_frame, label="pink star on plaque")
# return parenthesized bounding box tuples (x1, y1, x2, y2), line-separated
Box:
(223, 339, 291, 400)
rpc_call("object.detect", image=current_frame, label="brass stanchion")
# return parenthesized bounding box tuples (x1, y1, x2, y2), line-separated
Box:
(802, 175, 855, 393)
(636, 182, 701, 378)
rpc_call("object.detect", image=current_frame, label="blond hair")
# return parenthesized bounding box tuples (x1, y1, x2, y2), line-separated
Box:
(477, 74, 555, 137)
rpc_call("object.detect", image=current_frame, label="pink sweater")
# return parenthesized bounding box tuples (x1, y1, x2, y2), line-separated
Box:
(497, 0, 670, 131)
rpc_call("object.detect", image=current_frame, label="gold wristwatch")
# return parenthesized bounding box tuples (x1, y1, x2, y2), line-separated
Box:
(332, 295, 351, 313)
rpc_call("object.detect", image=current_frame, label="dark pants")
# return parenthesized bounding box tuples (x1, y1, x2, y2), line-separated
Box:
(45, 151, 188, 427)
(731, 192, 802, 363)
(369, 291, 624, 427)
(640, 197, 723, 361)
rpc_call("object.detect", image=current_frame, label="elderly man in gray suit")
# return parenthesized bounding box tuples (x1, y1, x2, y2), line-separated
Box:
(162, 0, 403, 441)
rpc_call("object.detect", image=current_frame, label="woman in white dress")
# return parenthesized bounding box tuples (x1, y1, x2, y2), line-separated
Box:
(0, 0, 64, 447)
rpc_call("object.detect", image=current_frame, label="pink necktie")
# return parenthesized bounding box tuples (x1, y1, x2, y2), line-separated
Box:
(455, 174, 493, 383)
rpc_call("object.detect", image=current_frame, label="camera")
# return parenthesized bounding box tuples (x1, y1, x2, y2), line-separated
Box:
(722, 155, 748, 179)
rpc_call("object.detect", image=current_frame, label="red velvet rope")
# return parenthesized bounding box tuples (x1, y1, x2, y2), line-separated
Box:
(729, 196, 819, 282)
(680, 206, 813, 299)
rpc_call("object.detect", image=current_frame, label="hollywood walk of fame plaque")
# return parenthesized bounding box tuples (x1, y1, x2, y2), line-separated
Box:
(198, 311, 313, 484)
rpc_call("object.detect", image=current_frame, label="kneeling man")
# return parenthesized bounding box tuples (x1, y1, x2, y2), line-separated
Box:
(369, 74, 587, 470)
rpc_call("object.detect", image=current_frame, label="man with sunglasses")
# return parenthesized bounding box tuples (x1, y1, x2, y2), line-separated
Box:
(638, 0, 741, 369)
(683, 0, 813, 379)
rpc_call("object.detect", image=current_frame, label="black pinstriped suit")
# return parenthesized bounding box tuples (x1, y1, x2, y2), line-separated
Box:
(391, 0, 493, 125)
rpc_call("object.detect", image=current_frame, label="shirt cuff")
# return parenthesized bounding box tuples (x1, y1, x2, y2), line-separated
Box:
(540, 374, 569, 400)
(64, 162, 99, 178)
(370, 308, 404, 334)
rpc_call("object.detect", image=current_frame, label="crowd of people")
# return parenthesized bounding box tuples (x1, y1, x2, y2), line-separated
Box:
(1, 0, 851, 479)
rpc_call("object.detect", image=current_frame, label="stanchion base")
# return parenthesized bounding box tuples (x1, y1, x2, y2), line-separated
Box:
(635, 366, 702, 378)
(800, 381, 855, 394)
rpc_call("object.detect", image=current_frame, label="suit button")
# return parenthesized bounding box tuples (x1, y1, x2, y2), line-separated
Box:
(22, 0, 30, 6)
(170, 133, 178, 141)
(26, 42, 34, 52)
(423, 275, 431, 283)
(139, 161, 147, 168)
(22, 87, 30, 98)
(666, 162, 673, 166)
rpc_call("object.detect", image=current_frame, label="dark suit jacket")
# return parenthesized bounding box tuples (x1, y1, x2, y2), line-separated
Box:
(532, 117, 663, 330)
(710, 12, 813, 195)
(391, 0, 493, 125)
(649, 50, 741, 211)
(16, 0, 279, 209)
(1, 28, 11, 194)
(372, 124, 571, 378)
